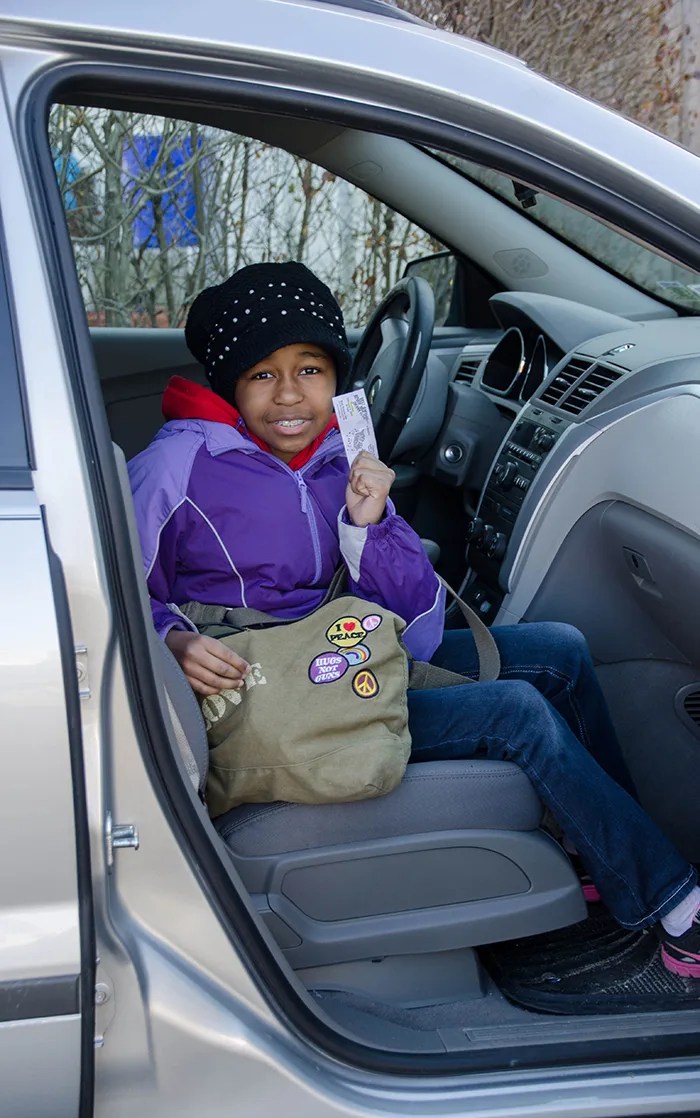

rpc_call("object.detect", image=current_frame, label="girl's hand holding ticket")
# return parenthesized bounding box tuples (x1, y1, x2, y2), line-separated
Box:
(345, 451, 395, 526)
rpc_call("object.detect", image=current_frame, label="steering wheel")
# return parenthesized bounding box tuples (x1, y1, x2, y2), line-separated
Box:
(350, 275, 435, 461)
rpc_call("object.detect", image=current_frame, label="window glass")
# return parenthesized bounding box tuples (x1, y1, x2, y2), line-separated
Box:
(432, 150, 700, 314)
(50, 107, 445, 329)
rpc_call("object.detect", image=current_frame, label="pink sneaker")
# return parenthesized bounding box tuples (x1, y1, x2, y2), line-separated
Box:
(581, 879, 601, 904)
(661, 913, 700, 978)
(569, 854, 601, 903)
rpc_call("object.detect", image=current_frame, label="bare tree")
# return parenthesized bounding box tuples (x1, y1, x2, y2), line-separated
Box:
(49, 107, 445, 328)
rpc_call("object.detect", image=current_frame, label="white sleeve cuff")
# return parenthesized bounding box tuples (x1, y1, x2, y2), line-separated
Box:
(337, 506, 368, 582)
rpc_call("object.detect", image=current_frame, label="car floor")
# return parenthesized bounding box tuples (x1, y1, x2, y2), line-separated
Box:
(303, 947, 536, 1053)
(300, 917, 700, 1054)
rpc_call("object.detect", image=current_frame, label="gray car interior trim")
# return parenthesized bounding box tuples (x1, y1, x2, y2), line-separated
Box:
(308, 131, 673, 321)
(524, 500, 700, 860)
(430, 382, 508, 493)
(530, 501, 700, 667)
(464, 316, 700, 606)
(489, 292, 641, 352)
(248, 830, 584, 969)
(500, 384, 700, 614)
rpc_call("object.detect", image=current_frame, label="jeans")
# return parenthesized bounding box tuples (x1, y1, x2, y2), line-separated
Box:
(407, 623, 696, 929)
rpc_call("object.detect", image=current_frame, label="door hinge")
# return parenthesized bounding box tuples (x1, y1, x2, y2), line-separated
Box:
(93, 963, 115, 1049)
(105, 811, 140, 869)
(74, 644, 91, 699)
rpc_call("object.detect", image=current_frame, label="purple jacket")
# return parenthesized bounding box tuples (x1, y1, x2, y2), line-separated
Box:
(128, 419, 445, 661)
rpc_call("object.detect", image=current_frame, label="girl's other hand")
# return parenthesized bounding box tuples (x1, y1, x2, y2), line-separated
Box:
(165, 630, 250, 696)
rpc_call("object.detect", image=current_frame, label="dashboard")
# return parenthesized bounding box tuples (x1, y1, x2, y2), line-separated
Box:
(431, 292, 700, 625)
(421, 290, 700, 860)
(479, 325, 560, 404)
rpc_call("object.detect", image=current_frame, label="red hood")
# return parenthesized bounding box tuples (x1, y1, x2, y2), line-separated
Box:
(162, 376, 338, 471)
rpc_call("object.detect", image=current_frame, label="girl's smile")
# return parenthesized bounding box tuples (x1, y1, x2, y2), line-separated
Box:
(234, 343, 337, 462)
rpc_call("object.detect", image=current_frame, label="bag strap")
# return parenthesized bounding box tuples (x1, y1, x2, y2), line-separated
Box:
(442, 575, 501, 681)
(408, 576, 500, 688)
(181, 572, 500, 684)
(180, 565, 349, 632)
(181, 601, 269, 629)
(408, 660, 470, 689)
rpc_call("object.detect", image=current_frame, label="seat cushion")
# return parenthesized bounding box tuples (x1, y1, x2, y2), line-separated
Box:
(215, 760, 542, 856)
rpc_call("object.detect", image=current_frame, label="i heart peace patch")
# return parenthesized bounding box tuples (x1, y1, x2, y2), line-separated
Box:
(325, 615, 367, 649)
(309, 611, 384, 693)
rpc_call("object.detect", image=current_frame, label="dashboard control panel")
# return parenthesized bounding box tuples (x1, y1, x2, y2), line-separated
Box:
(462, 406, 571, 620)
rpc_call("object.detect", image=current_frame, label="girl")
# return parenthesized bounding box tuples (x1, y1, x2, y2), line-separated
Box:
(129, 260, 700, 981)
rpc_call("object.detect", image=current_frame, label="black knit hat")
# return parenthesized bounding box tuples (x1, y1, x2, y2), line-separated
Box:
(185, 262, 351, 401)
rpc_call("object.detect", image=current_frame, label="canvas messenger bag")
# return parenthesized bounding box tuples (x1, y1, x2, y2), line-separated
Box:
(181, 579, 500, 817)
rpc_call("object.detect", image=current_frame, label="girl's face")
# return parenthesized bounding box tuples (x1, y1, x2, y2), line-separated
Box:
(234, 343, 337, 463)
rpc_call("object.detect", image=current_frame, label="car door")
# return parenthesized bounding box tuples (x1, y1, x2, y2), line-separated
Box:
(0, 216, 91, 1112)
(8, 4, 700, 1116)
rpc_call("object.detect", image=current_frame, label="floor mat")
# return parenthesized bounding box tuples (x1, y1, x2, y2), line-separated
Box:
(479, 906, 700, 1015)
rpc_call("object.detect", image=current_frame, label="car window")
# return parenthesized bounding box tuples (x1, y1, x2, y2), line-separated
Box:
(50, 106, 447, 330)
(432, 150, 700, 314)
(0, 235, 30, 478)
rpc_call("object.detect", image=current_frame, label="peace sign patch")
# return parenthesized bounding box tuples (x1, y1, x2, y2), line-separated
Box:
(352, 669, 379, 699)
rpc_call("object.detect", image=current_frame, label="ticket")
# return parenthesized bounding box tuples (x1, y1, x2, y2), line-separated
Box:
(332, 389, 378, 465)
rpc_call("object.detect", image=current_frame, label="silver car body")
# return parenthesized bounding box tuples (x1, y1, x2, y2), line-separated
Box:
(1, 2, 700, 1115)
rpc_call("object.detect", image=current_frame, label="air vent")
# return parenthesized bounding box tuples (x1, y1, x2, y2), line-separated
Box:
(560, 363, 625, 416)
(540, 356, 593, 407)
(675, 684, 700, 741)
(539, 355, 625, 414)
(684, 690, 700, 728)
(455, 356, 482, 386)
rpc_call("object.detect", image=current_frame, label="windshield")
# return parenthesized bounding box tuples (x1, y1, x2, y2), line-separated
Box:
(431, 152, 700, 315)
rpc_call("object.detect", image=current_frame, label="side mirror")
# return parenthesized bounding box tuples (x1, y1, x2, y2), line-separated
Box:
(404, 251, 457, 326)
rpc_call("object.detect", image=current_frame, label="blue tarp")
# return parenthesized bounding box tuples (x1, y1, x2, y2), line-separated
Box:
(54, 153, 82, 210)
(123, 133, 202, 248)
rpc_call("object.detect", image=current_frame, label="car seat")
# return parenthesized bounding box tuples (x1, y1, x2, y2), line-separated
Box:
(115, 444, 586, 969)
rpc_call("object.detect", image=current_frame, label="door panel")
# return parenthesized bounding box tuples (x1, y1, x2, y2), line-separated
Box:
(0, 1018, 81, 1118)
(0, 498, 83, 1116)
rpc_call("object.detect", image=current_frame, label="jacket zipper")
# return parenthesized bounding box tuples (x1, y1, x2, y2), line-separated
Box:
(260, 436, 340, 586)
(270, 458, 327, 584)
(295, 471, 323, 583)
